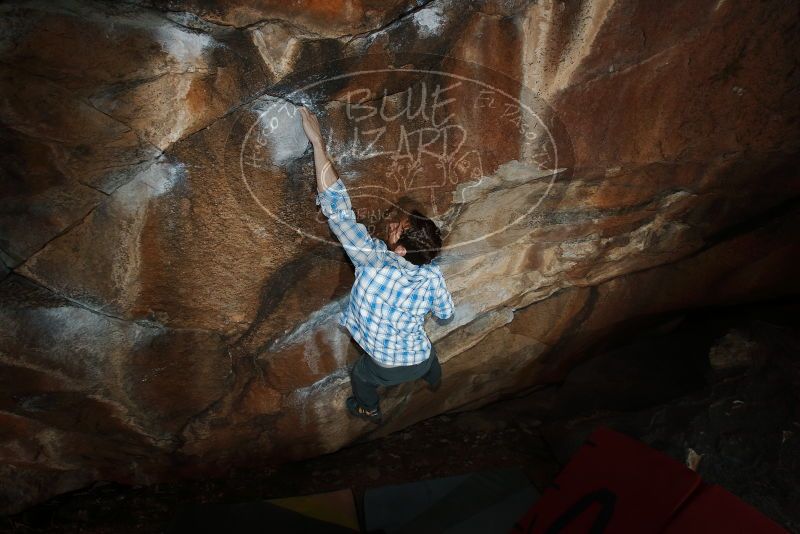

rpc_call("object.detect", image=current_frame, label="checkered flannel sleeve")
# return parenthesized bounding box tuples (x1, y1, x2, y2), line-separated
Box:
(431, 270, 454, 320)
(316, 178, 387, 268)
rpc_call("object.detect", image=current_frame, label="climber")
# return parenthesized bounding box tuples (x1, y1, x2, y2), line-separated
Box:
(298, 106, 454, 425)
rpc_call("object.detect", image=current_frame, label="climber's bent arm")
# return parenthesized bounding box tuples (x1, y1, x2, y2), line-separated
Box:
(431, 272, 454, 320)
(315, 177, 387, 268)
(299, 107, 387, 267)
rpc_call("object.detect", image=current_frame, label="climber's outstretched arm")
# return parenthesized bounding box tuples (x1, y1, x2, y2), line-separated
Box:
(299, 107, 338, 193)
(299, 106, 387, 268)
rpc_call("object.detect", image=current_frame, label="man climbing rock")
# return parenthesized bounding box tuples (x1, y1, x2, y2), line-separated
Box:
(298, 106, 454, 425)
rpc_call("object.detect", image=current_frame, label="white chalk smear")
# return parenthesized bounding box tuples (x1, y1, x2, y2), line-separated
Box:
(413, 6, 445, 37)
(254, 98, 310, 165)
(153, 24, 216, 64)
(139, 159, 186, 197)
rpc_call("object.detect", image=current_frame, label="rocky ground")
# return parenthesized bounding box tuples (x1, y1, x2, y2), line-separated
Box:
(2, 298, 797, 533)
(0, 403, 559, 533)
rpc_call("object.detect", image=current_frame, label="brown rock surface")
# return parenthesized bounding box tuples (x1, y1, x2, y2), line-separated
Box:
(145, 0, 422, 35)
(1, 0, 798, 514)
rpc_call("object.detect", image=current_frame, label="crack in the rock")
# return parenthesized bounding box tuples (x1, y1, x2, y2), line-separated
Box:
(240, 17, 329, 36)
(81, 98, 145, 138)
(119, 0, 366, 40)
(87, 69, 214, 102)
(7, 272, 146, 325)
(74, 180, 111, 197)
(78, 151, 163, 177)
(4, 273, 223, 340)
(340, 0, 440, 48)
(125, 0, 440, 42)
(9, 200, 101, 270)
(5, 147, 163, 265)
(147, 86, 287, 148)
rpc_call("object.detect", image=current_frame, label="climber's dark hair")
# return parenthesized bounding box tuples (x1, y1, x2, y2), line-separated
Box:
(397, 210, 443, 266)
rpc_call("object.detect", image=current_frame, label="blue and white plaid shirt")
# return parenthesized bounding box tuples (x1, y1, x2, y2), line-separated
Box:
(316, 178, 454, 367)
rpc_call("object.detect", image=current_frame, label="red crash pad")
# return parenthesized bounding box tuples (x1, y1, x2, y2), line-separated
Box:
(664, 483, 787, 534)
(512, 427, 787, 533)
(513, 426, 702, 533)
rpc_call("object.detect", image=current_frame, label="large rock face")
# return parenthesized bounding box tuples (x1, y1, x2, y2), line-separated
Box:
(1, 0, 799, 513)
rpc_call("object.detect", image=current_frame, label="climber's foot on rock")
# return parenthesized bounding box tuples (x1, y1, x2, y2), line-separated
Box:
(346, 397, 382, 424)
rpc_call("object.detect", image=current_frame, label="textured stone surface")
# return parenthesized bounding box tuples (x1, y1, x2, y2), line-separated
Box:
(145, 0, 422, 35)
(1, 0, 799, 514)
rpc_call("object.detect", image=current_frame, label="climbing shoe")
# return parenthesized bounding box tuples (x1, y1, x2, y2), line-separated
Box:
(346, 397, 382, 424)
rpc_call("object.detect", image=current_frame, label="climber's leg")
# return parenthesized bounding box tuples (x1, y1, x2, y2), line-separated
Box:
(350, 352, 381, 412)
(349, 343, 442, 420)
(421, 345, 442, 388)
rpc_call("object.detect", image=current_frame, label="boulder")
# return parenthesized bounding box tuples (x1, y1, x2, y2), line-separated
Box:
(1, 0, 798, 514)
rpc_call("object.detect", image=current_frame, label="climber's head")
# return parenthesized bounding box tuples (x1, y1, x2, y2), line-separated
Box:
(387, 210, 443, 265)
(386, 215, 410, 251)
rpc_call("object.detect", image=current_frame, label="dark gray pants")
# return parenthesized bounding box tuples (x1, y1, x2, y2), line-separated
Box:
(350, 343, 442, 411)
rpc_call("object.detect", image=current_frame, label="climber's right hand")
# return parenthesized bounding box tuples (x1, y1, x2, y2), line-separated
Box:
(298, 107, 323, 148)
